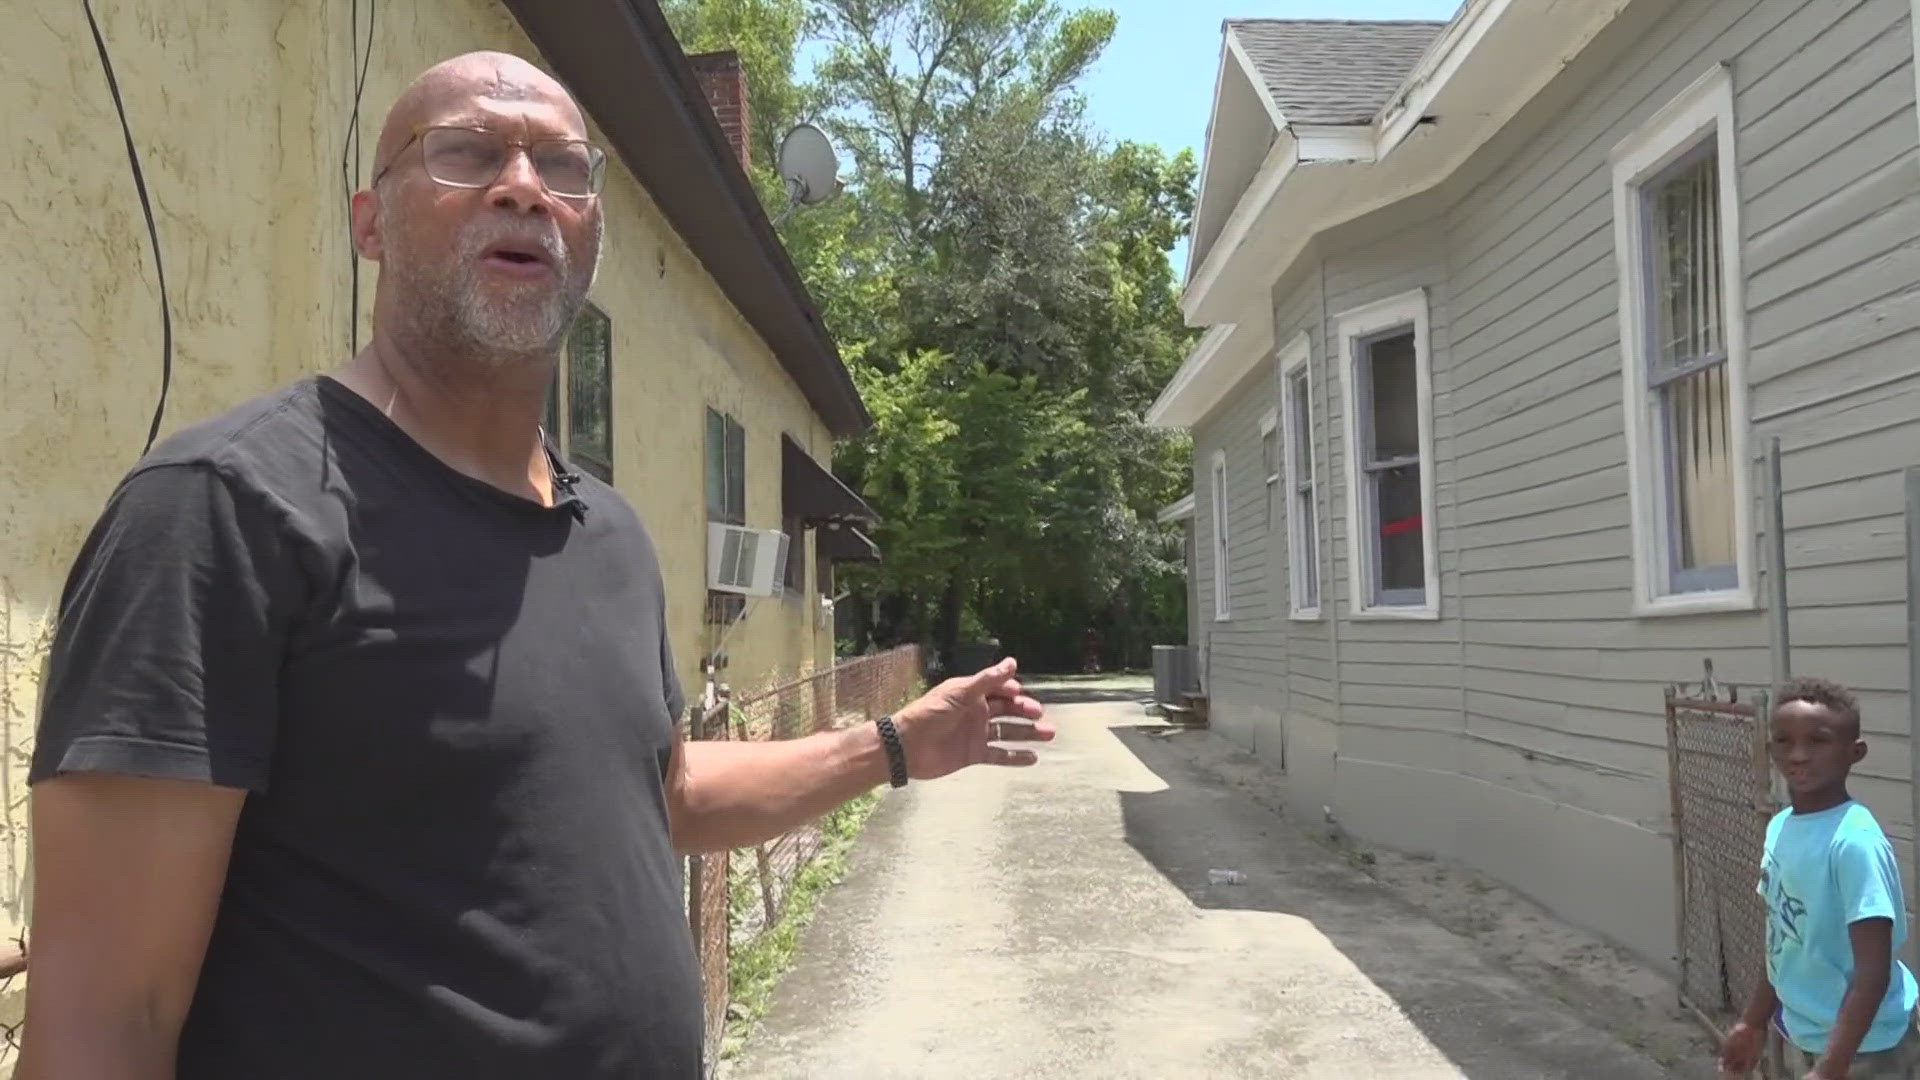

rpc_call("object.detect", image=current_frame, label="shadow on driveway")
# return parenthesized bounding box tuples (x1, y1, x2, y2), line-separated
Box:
(1105, 722, 1684, 1080)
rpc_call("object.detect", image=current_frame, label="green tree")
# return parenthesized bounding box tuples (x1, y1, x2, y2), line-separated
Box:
(666, 0, 1197, 672)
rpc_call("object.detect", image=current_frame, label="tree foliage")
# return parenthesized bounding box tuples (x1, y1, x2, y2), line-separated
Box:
(665, 0, 1196, 672)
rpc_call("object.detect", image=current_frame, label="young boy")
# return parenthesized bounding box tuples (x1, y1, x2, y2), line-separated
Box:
(1720, 678, 1920, 1078)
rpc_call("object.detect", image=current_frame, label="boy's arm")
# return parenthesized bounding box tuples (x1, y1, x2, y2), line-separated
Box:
(1720, 974, 1776, 1074)
(1815, 917, 1895, 1078)
(1738, 970, 1779, 1029)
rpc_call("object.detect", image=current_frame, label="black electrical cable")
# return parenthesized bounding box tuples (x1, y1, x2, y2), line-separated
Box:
(342, 0, 377, 352)
(83, 0, 173, 457)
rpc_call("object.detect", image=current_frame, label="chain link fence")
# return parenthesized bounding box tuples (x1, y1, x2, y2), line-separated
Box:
(0, 935, 27, 1067)
(683, 644, 923, 1073)
(1665, 666, 1775, 1035)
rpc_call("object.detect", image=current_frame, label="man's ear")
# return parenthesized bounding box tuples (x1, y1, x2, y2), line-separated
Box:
(1854, 740, 1869, 765)
(350, 189, 383, 261)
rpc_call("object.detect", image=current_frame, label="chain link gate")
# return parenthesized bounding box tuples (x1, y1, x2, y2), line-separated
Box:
(1666, 663, 1776, 1036)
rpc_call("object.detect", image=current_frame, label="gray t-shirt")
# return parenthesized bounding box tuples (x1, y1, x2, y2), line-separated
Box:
(31, 376, 701, 1078)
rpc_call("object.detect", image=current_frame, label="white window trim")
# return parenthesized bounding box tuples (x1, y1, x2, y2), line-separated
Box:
(1210, 449, 1232, 621)
(1337, 289, 1440, 621)
(1610, 64, 1755, 618)
(1278, 333, 1321, 621)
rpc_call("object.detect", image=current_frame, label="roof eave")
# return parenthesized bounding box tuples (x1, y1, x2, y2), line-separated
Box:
(1157, 493, 1197, 524)
(504, 0, 872, 438)
(1145, 318, 1276, 430)
(1180, 0, 1636, 330)
(1180, 126, 1373, 326)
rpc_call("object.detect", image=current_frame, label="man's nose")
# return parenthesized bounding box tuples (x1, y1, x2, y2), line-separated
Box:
(489, 148, 552, 216)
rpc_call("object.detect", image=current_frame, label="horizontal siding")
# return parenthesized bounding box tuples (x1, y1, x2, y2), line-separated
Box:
(1740, 0, 1920, 859)
(1182, 0, 1920, 964)
(1316, 214, 1466, 765)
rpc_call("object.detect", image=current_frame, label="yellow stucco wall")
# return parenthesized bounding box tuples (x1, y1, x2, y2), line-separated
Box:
(1, 2, 842, 1047)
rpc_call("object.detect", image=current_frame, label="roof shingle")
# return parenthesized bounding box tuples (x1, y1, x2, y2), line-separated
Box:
(1226, 19, 1449, 127)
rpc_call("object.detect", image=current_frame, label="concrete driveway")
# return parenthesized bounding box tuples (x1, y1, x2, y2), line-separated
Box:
(727, 679, 1677, 1079)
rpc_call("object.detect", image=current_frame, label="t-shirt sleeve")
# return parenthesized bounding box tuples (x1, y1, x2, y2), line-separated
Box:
(659, 588, 686, 722)
(1834, 828, 1904, 925)
(29, 464, 303, 793)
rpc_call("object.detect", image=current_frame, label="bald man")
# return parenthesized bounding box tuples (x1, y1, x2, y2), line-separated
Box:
(21, 52, 1049, 1079)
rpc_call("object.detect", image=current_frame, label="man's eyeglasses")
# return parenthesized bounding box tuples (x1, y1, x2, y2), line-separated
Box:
(372, 126, 608, 199)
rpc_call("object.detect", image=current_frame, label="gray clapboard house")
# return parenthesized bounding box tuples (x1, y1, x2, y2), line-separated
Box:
(1149, 0, 1920, 970)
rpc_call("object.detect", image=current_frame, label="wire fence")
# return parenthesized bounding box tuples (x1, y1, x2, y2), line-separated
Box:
(0, 936, 27, 1067)
(683, 644, 923, 1073)
(1665, 664, 1775, 1038)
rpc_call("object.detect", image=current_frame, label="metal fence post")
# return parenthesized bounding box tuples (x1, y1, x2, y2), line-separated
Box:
(1767, 436, 1791, 691)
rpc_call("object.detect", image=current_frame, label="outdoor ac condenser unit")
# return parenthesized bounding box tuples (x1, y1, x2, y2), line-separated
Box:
(707, 523, 792, 598)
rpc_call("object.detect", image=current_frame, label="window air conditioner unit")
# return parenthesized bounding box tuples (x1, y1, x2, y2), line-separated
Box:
(707, 523, 791, 598)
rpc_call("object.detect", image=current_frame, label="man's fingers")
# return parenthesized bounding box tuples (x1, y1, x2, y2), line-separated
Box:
(985, 718, 1055, 743)
(985, 745, 1039, 767)
(967, 657, 1019, 696)
(986, 693, 1044, 721)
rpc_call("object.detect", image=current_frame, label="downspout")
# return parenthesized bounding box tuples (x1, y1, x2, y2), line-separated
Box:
(1320, 256, 1344, 812)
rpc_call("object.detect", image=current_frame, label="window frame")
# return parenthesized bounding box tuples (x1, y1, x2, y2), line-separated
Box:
(705, 407, 746, 526)
(565, 303, 613, 482)
(1610, 64, 1754, 617)
(1210, 449, 1231, 622)
(1278, 334, 1321, 620)
(704, 407, 749, 623)
(1336, 289, 1439, 621)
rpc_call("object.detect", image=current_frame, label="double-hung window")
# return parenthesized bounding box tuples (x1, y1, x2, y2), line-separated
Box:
(1338, 290, 1437, 619)
(1612, 66, 1752, 614)
(1279, 336, 1319, 618)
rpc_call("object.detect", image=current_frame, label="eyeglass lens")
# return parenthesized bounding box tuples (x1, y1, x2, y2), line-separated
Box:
(421, 128, 605, 197)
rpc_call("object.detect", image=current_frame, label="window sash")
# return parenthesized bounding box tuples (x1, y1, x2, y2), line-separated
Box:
(725, 417, 746, 523)
(1283, 367, 1318, 613)
(1292, 485, 1319, 611)
(1658, 364, 1736, 592)
(1644, 144, 1723, 383)
(705, 409, 747, 525)
(566, 304, 613, 481)
(1212, 457, 1230, 620)
(1355, 328, 1426, 608)
(1641, 140, 1735, 594)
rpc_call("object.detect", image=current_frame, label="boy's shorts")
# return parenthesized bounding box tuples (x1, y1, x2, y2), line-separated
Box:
(1774, 1014, 1920, 1078)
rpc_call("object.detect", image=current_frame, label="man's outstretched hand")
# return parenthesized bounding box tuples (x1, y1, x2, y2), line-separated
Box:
(892, 658, 1054, 780)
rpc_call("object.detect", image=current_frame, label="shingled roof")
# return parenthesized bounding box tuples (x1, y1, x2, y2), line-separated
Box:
(1225, 19, 1448, 127)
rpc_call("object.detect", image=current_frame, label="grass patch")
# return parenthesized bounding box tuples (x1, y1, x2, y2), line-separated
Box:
(720, 788, 883, 1060)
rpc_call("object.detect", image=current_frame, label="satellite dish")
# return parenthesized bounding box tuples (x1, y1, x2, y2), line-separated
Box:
(775, 123, 841, 221)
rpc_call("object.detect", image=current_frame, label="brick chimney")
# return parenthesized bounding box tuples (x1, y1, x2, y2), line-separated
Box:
(689, 51, 751, 173)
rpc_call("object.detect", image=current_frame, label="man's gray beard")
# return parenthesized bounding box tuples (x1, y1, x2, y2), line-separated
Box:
(381, 208, 603, 367)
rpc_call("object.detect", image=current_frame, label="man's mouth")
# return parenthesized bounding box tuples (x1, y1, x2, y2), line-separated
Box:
(480, 242, 556, 275)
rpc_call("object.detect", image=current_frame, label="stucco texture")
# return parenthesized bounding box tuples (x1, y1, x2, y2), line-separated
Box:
(1, 0, 842, 1028)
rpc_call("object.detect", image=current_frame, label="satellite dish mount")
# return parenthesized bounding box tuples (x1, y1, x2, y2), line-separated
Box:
(774, 123, 842, 225)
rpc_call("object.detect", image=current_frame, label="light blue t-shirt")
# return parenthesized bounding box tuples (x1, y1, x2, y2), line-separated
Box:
(1759, 800, 1919, 1054)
